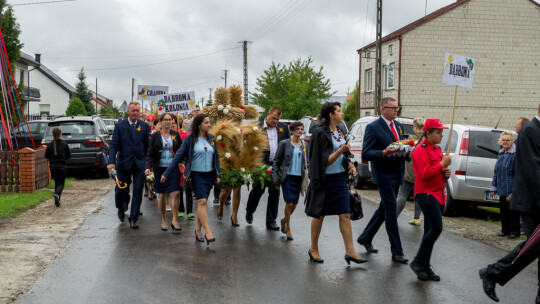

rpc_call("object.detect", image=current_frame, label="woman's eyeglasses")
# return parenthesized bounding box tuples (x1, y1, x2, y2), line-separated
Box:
(295, 128, 304, 131)
(162, 118, 173, 122)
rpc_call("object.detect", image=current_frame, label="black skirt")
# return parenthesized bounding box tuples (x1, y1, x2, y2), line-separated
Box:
(191, 171, 216, 200)
(282, 175, 302, 204)
(321, 173, 350, 216)
(153, 166, 181, 193)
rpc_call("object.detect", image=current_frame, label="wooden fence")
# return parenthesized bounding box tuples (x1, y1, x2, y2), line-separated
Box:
(0, 146, 50, 193)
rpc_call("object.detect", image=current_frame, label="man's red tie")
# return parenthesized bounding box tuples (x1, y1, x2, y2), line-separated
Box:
(390, 121, 399, 141)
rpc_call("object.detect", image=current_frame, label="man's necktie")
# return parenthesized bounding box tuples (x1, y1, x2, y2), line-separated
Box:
(390, 121, 399, 141)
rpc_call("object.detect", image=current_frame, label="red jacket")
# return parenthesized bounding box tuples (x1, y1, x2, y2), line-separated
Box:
(412, 139, 448, 205)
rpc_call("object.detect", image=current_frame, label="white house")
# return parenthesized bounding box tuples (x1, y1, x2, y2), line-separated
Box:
(14, 52, 40, 116)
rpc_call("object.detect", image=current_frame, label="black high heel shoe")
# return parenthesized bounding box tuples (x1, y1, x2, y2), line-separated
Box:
(344, 255, 368, 265)
(280, 219, 287, 234)
(194, 230, 204, 242)
(171, 224, 181, 232)
(308, 250, 324, 263)
(205, 235, 216, 245)
(161, 226, 168, 231)
(217, 213, 223, 221)
(231, 217, 239, 227)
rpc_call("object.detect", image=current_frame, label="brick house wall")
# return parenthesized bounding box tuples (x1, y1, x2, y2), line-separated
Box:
(358, 0, 540, 129)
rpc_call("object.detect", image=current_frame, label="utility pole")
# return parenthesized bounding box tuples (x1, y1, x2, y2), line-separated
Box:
(238, 41, 251, 104)
(131, 78, 135, 101)
(222, 70, 229, 88)
(374, 0, 382, 115)
(95, 78, 98, 114)
(209, 88, 213, 104)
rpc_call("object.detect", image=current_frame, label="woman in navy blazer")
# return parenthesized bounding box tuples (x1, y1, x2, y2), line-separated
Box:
(161, 114, 221, 245)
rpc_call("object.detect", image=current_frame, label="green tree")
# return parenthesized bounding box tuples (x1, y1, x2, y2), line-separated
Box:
(99, 105, 120, 118)
(251, 56, 335, 120)
(74, 68, 95, 115)
(65, 97, 87, 116)
(0, 0, 24, 125)
(342, 82, 359, 127)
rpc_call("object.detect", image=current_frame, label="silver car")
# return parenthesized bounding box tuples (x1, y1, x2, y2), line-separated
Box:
(439, 124, 514, 216)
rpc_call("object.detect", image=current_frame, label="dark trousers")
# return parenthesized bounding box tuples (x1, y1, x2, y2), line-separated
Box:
(499, 196, 521, 235)
(50, 167, 66, 197)
(359, 183, 403, 255)
(488, 211, 540, 286)
(214, 184, 221, 200)
(414, 193, 444, 265)
(179, 188, 193, 214)
(115, 163, 145, 221)
(246, 185, 280, 226)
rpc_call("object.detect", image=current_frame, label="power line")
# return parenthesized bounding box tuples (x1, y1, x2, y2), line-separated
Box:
(55, 46, 241, 72)
(247, 0, 301, 40)
(12, 0, 75, 6)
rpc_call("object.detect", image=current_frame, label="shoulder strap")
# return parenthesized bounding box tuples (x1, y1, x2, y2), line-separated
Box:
(162, 134, 175, 156)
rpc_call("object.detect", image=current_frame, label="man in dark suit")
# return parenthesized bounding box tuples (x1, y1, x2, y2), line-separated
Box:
(480, 104, 540, 303)
(246, 107, 290, 230)
(107, 101, 151, 229)
(357, 97, 409, 264)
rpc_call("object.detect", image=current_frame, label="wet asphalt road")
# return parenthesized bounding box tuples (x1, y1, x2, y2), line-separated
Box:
(16, 187, 538, 304)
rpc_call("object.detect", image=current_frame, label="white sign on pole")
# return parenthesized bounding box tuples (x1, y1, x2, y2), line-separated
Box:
(156, 91, 196, 116)
(442, 52, 475, 88)
(136, 85, 168, 101)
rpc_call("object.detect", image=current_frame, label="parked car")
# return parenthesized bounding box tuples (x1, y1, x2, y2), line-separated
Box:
(439, 124, 514, 216)
(102, 118, 117, 134)
(348, 116, 414, 189)
(10, 120, 49, 149)
(43, 116, 110, 177)
(299, 116, 349, 144)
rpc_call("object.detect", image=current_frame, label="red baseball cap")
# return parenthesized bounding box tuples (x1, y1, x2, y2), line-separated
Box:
(423, 118, 448, 130)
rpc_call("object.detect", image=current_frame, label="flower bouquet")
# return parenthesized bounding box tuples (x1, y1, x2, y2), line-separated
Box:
(387, 139, 417, 157)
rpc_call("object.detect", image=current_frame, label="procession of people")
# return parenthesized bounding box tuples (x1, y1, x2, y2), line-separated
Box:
(105, 96, 540, 302)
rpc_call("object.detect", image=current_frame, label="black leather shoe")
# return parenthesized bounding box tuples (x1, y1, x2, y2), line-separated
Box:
(357, 239, 378, 253)
(410, 260, 429, 280)
(497, 231, 508, 237)
(425, 264, 441, 281)
(245, 213, 253, 224)
(225, 197, 231, 205)
(267, 223, 280, 231)
(213, 198, 219, 205)
(479, 267, 499, 302)
(344, 255, 367, 265)
(129, 219, 139, 229)
(508, 232, 519, 239)
(392, 255, 409, 264)
(308, 250, 324, 263)
(54, 194, 60, 207)
(117, 209, 125, 222)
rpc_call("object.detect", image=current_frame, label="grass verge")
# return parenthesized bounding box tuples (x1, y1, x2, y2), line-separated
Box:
(0, 190, 54, 220)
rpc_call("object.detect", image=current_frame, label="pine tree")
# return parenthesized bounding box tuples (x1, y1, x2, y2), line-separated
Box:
(65, 97, 87, 116)
(74, 68, 95, 115)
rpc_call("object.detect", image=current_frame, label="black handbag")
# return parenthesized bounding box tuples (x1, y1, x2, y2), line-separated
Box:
(348, 176, 363, 220)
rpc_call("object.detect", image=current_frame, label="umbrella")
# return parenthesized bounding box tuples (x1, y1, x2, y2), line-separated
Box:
(512, 224, 540, 264)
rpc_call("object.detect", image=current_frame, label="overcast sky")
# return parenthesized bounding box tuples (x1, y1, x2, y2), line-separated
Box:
(12, 0, 455, 108)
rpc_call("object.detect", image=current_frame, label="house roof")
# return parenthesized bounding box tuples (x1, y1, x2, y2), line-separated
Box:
(37, 63, 76, 94)
(118, 101, 128, 112)
(18, 52, 40, 67)
(357, 0, 472, 53)
(91, 96, 109, 107)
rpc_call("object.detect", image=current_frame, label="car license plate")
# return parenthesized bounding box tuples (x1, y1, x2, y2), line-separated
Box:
(485, 191, 499, 202)
(69, 143, 80, 149)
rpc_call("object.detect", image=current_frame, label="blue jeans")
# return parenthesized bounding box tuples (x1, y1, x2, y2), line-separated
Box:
(414, 193, 444, 265)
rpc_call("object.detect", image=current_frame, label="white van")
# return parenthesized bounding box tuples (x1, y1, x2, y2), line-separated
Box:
(347, 116, 414, 189)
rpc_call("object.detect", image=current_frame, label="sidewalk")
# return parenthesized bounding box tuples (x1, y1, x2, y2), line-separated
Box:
(0, 179, 113, 303)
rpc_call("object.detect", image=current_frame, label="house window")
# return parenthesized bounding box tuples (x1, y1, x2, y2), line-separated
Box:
(388, 45, 393, 56)
(365, 69, 373, 92)
(19, 69, 24, 85)
(365, 111, 371, 116)
(366, 51, 371, 62)
(384, 63, 395, 90)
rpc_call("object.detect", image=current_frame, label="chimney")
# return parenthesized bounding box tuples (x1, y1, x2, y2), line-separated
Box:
(35, 53, 41, 63)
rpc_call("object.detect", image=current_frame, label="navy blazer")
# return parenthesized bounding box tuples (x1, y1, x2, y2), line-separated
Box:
(162, 135, 220, 180)
(108, 118, 151, 171)
(361, 116, 405, 186)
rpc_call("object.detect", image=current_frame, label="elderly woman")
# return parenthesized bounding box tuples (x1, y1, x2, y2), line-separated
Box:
(491, 131, 519, 239)
(272, 121, 309, 241)
(145, 112, 182, 231)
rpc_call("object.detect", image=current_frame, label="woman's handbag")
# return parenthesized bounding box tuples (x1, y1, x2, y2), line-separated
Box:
(300, 140, 309, 196)
(348, 176, 363, 220)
